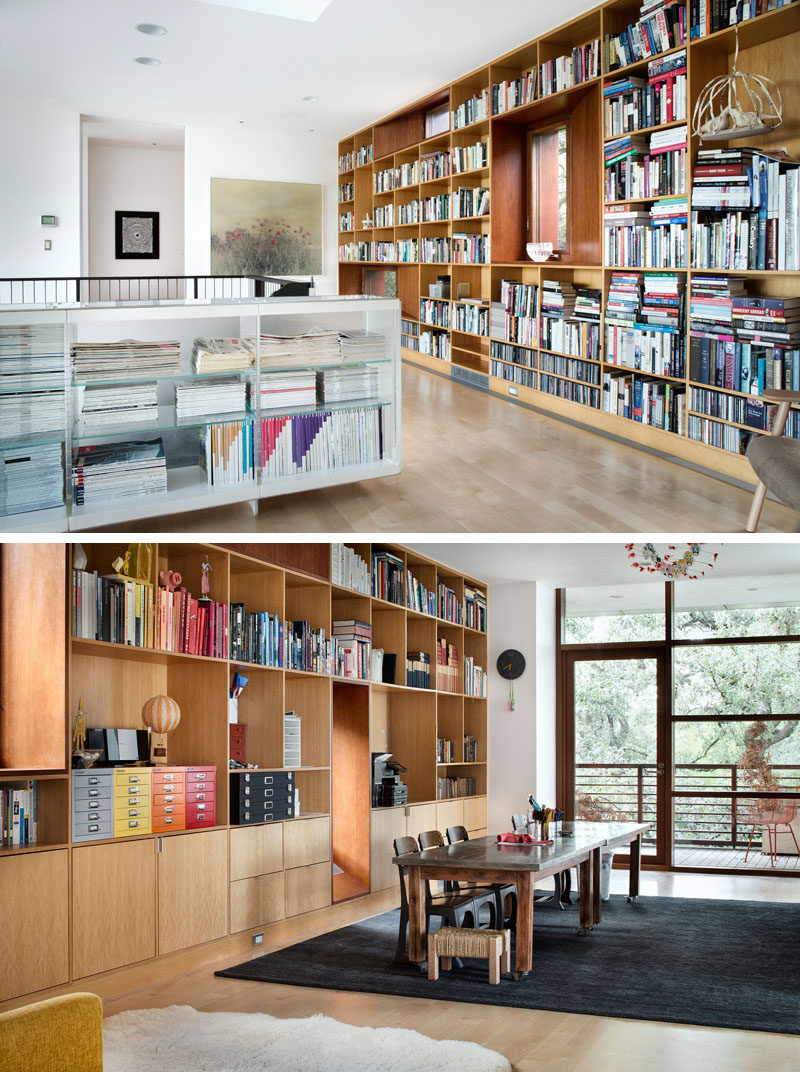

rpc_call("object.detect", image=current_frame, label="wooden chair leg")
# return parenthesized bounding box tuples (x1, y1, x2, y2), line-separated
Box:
(427, 933, 439, 980)
(395, 904, 409, 963)
(441, 955, 452, 971)
(746, 481, 768, 532)
(501, 932, 511, 974)
(488, 935, 501, 985)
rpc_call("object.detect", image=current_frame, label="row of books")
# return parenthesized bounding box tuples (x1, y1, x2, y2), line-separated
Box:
(604, 129, 687, 202)
(287, 620, 333, 675)
(333, 618, 372, 679)
(420, 298, 450, 328)
(452, 89, 489, 130)
(540, 39, 600, 96)
(436, 737, 457, 763)
(331, 543, 371, 595)
(338, 182, 354, 203)
(603, 371, 687, 431)
(407, 569, 437, 616)
(691, 148, 800, 271)
(400, 320, 420, 350)
(337, 143, 372, 173)
(422, 194, 448, 222)
(438, 583, 463, 624)
(0, 324, 65, 472)
(437, 777, 477, 800)
(491, 69, 537, 114)
(491, 360, 536, 387)
(688, 414, 750, 453)
(230, 603, 281, 665)
(419, 330, 451, 360)
(464, 656, 488, 698)
(689, 336, 800, 394)
(421, 151, 450, 182)
(603, 50, 686, 136)
(464, 735, 480, 763)
(156, 586, 229, 658)
(260, 406, 386, 480)
(397, 200, 420, 225)
(453, 301, 490, 336)
(605, 271, 686, 375)
(373, 549, 404, 604)
(452, 232, 491, 265)
(2, 782, 37, 847)
(406, 650, 431, 689)
(540, 352, 602, 384)
(72, 568, 155, 647)
(464, 584, 487, 632)
(491, 341, 536, 369)
(436, 638, 460, 693)
(540, 375, 601, 407)
(201, 420, 256, 487)
(606, 0, 687, 71)
(374, 204, 394, 228)
(688, 386, 800, 439)
(339, 211, 354, 231)
(453, 186, 489, 218)
(541, 319, 602, 362)
(604, 201, 688, 267)
(689, 0, 796, 39)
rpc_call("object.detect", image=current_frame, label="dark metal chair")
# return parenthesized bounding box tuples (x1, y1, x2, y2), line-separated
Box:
(417, 829, 499, 923)
(510, 814, 572, 909)
(446, 825, 517, 927)
(393, 835, 486, 964)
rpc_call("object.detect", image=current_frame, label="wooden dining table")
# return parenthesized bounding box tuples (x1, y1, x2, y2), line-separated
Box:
(395, 820, 649, 978)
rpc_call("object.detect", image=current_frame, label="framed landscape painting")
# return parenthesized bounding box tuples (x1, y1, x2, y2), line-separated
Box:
(210, 178, 322, 277)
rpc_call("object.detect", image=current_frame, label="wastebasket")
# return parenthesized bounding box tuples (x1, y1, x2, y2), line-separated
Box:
(600, 851, 614, 900)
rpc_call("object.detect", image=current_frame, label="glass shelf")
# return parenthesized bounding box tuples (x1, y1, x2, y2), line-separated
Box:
(72, 404, 256, 442)
(0, 427, 67, 450)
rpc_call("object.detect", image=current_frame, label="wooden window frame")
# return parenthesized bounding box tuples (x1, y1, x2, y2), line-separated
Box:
(527, 119, 571, 255)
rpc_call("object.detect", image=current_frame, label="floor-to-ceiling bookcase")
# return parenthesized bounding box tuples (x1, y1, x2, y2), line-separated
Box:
(337, 0, 800, 484)
(0, 541, 488, 1003)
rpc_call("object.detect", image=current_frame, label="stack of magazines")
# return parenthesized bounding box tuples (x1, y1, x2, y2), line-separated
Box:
(71, 339, 181, 382)
(339, 329, 386, 362)
(256, 370, 317, 410)
(76, 382, 158, 431)
(175, 379, 247, 420)
(252, 327, 342, 369)
(192, 338, 254, 374)
(72, 439, 167, 506)
(0, 442, 64, 515)
(317, 365, 380, 404)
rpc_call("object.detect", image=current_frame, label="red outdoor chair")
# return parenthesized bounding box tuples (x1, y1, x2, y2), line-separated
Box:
(744, 799, 800, 866)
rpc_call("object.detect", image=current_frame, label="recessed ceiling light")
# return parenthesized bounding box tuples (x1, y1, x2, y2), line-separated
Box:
(135, 56, 161, 66)
(308, 128, 316, 133)
(136, 23, 167, 35)
(303, 96, 319, 102)
(745, 586, 760, 591)
(608, 594, 624, 600)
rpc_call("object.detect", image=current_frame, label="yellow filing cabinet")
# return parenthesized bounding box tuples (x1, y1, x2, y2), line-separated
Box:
(114, 767, 152, 837)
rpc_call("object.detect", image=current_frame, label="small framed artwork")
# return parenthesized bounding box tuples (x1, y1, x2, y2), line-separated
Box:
(115, 211, 160, 259)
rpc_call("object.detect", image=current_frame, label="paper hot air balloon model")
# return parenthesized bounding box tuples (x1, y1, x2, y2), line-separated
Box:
(141, 695, 182, 765)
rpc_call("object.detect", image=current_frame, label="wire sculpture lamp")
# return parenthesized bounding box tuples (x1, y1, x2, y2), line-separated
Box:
(625, 543, 718, 579)
(692, 24, 782, 143)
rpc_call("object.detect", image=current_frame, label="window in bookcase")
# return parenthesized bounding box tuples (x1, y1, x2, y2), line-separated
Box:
(529, 122, 569, 253)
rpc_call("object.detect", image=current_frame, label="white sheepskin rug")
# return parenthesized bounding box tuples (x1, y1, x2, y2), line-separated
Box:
(103, 1005, 512, 1072)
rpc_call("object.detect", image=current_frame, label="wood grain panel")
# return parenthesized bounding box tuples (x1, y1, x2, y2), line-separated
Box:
(72, 839, 155, 978)
(332, 683, 370, 892)
(436, 799, 465, 833)
(221, 544, 331, 581)
(285, 861, 332, 916)
(464, 795, 488, 833)
(0, 850, 69, 1000)
(230, 871, 285, 932)
(0, 544, 66, 770)
(230, 822, 283, 881)
(405, 803, 438, 841)
(70, 652, 166, 733)
(283, 815, 331, 869)
(157, 829, 228, 955)
(284, 675, 331, 767)
(370, 806, 407, 891)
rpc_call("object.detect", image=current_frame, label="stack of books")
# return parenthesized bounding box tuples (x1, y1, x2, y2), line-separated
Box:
(541, 282, 601, 361)
(464, 585, 487, 631)
(463, 656, 488, 697)
(192, 338, 253, 374)
(72, 439, 167, 506)
(175, 380, 247, 420)
(407, 569, 436, 615)
(256, 371, 316, 410)
(76, 382, 159, 431)
(72, 338, 181, 382)
(332, 618, 372, 679)
(406, 650, 431, 689)
(0, 322, 66, 453)
(317, 365, 379, 404)
(605, 271, 685, 376)
(229, 602, 282, 665)
(605, 0, 687, 71)
(605, 198, 687, 267)
(605, 126, 687, 201)
(438, 581, 463, 624)
(492, 68, 537, 113)
(436, 637, 460, 693)
(603, 50, 686, 135)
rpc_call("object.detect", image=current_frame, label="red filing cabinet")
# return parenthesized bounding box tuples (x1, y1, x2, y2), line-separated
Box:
(185, 766, 216, 828)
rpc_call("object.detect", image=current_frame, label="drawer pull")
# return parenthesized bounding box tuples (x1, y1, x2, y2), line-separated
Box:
(88, 777, 99, 785)
(128, 820, 139, 828)
(88, 812, 99, 821)
(89, 824, 99, 832)
(88, 789, 100, 797)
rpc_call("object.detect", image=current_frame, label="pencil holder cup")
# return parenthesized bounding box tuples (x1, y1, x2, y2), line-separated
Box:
(228, 698, 239, 725)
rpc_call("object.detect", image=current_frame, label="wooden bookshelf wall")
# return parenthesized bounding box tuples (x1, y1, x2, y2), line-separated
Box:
(337, 0, 800, 483)
(0, 541, 488, 1002)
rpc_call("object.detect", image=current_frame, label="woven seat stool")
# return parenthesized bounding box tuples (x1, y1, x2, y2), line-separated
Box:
(427, 926, 511, 985)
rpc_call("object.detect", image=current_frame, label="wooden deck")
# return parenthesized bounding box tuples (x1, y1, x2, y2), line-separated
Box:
(674, 846, 800, 871)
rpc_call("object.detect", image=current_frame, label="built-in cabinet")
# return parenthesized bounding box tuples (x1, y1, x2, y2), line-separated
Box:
(0, 851, 69, 1002)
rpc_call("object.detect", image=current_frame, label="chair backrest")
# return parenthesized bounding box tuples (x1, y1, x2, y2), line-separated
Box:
(418, 829, 444, 850)
(511, 814, 529, 832)
(393, 835, 419, 911)
(446, 825, 468, 844)
(759, 799, 799, 824)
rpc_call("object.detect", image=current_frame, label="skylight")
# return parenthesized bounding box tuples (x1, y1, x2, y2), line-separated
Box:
(191, 0, 334, 21)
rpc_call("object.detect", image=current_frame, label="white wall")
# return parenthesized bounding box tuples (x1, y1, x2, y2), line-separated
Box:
(185, 123, 338, 292)
(487, 581, 558, 832)
(87, 143, 185, 277)
(0, 97, 81, 277)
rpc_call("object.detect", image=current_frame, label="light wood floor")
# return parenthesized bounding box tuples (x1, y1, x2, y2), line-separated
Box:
(102, 364, 800, 534)
(6, 872, 797, 1072)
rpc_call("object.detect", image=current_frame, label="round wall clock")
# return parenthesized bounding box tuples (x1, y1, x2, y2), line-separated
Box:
(496, 649, 526, 680)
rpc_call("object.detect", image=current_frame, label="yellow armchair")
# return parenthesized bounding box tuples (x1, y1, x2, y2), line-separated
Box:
(0, 992, 103, 1072)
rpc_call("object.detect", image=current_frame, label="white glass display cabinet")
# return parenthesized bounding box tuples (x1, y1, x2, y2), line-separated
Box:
(0, 296, 401, 531)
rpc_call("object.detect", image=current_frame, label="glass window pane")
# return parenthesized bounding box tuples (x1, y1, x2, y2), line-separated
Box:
(673, 793, 800, 871)
(531, 125, 568, 250)
(673, 643, 800, 717)
(674, 575, 800, 639)
(565, 581, 665, 643)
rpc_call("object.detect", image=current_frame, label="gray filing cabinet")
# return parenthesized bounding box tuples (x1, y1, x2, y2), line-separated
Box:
(72, 769, 114, 842)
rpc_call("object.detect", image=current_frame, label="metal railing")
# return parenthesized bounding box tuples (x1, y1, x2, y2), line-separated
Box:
(0, 274, 314, 306)
(575, 762, 800, 850)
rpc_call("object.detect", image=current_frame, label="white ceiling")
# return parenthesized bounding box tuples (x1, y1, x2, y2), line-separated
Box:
(0, 0, 594, 138)
(407, 541, 800, 591)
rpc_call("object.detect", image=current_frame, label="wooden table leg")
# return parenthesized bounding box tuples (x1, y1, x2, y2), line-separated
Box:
(592, 846, 602, 925)
(408, 866, 427, 963)
(513, 871, 534, 978)
(627, 834, 641, 903)
(578, 854, 592, 935)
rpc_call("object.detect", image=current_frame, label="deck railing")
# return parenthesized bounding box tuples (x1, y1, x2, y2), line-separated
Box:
(0, 274, 314, 306)
(575, 762, 800, 850)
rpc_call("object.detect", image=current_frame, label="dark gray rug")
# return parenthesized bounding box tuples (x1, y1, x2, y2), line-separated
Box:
(216, 895, 800, 1034)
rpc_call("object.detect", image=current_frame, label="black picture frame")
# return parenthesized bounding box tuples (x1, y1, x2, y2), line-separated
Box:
(115, 211, 160, 259)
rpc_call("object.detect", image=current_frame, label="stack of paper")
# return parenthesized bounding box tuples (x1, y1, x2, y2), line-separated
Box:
(77, 382, 159, 431)
(253, 327, 342, 369)
(256, 371, 317, 410)
(317, 365, 380, 404)
(71, 339, 181, 382)
(72, 439, 167, 506)
(175, 380, 247, 420)
(0, 442, 64, 515)
(192, 338, 254, 374)
(0, 322, 66, 439)
(338, 329, 386, 362)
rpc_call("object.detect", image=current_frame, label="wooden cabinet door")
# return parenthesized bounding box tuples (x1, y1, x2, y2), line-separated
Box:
(283, 816, 330, 870)
(72, 839, 156, 979)
(370, 806, 407, 892)
(230, 872, 285, 933)
(0, 850, 69, 1001)
(436, 799, 464, 834)
(406, 803, 437, 841)
(464, 795, 487, 834)
(285, 862, 331, 916)
(230, 823, 283, 881)
(157, 829, 228, 955)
